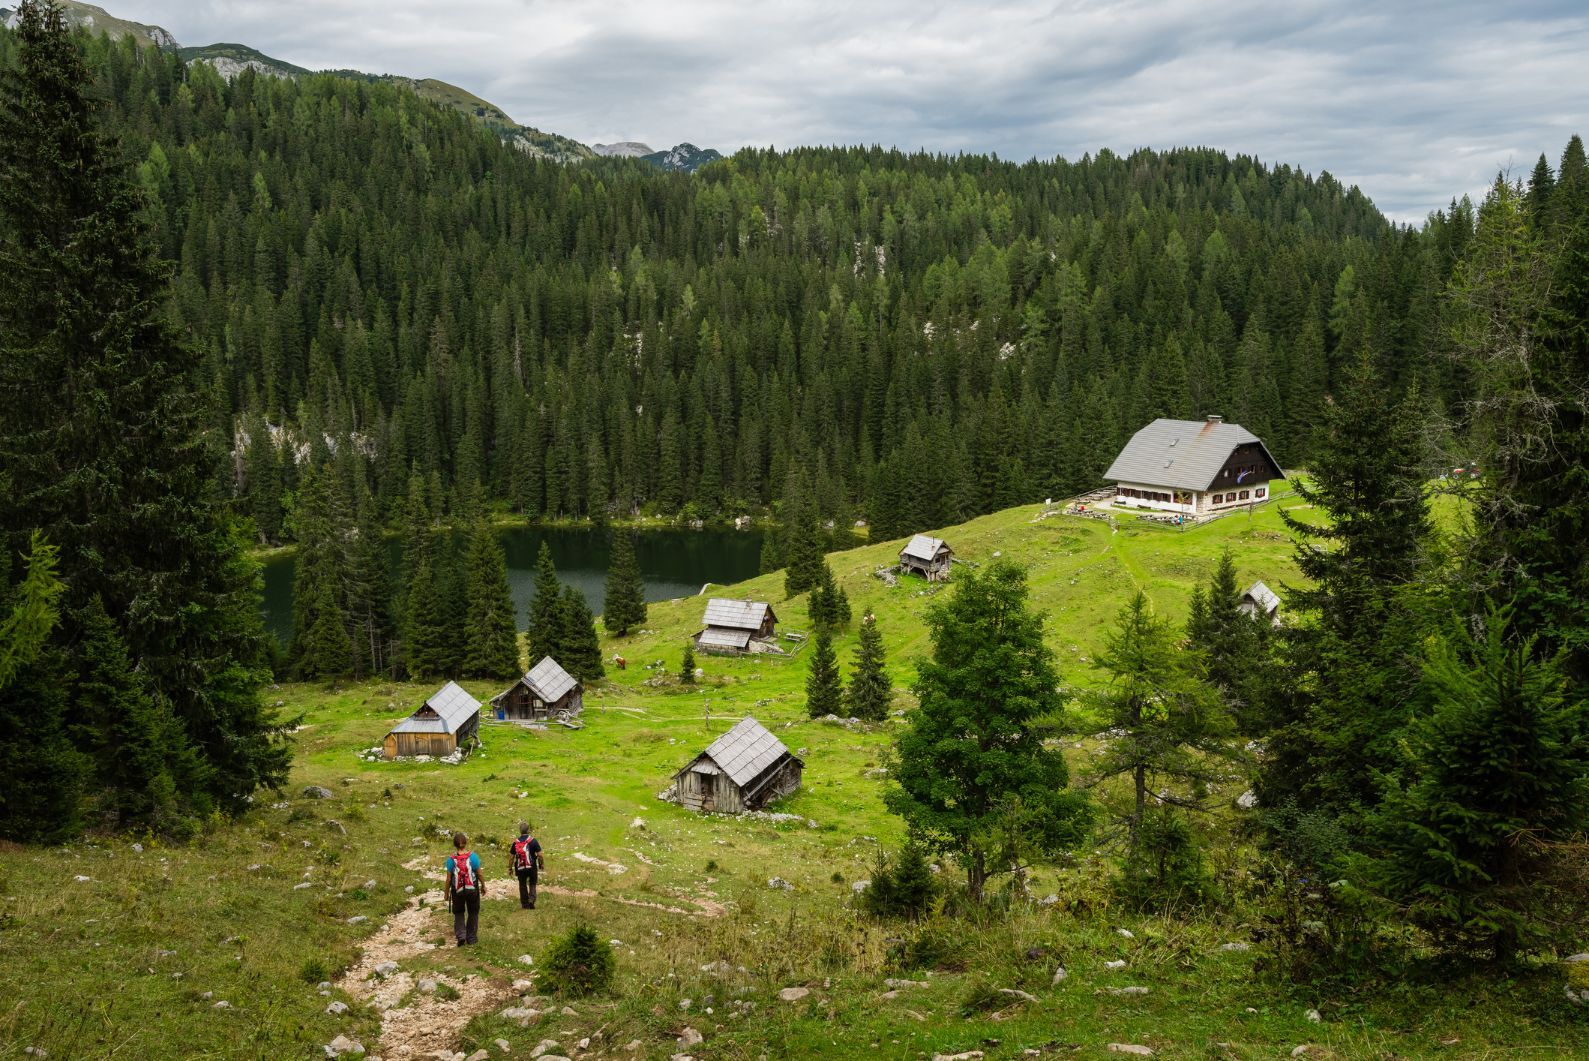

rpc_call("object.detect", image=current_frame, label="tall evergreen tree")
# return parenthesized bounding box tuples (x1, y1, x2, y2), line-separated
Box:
(782, 470, 825, 598)
(555, 584, 605, 682)
(402, 551, 450, 681)
(0, 0, 289, 827)
(602, 529, 647, 636)
(886, 561, 1092, 898)
(846, 609, 892, 721)
(525, 541, 563, 665)
(805, 627, 843, 718)
(1185, 547, 1270, 734)
(463, 519, 520, 679)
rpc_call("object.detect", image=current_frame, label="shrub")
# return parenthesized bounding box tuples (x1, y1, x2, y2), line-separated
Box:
(540, 923, 616, 997)
(1114, 808, 1216, 913)
(298, 956, 329, 984)
(862, 844, 937, 919)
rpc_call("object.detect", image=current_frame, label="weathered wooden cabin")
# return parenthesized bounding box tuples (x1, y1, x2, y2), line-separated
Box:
(667, 716, 803, 814)
(490, 655, 583, 721)
(1238, 580, 1282, 625)
(899, 534, 953, 581)
(695, 598, 778, 655)
(383, 681, 480, 759)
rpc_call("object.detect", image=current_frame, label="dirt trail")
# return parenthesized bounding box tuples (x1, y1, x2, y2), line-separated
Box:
(334, 857, 726, 1057)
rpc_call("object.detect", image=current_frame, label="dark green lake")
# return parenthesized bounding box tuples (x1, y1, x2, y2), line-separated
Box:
(258, 525, 765, 645)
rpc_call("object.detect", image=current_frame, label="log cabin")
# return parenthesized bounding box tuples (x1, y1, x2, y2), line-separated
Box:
(383, 681, 480, 759)
(666, 716, 803, 814)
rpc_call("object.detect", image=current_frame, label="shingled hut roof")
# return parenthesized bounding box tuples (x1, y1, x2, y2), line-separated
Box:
(701, 598, 774, 631)
(523, 655, 578, 702)
(697, 716, 798, 788)
(390, 681, 480, 735)
(1104, 418, 1284, 492)
(900, 534, 949, 562)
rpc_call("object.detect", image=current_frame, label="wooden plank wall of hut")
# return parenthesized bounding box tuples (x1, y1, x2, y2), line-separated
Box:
(383, 732, 457, 759)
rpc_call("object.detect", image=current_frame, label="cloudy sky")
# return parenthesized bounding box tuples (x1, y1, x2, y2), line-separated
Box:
(108, 0, 1589, 223)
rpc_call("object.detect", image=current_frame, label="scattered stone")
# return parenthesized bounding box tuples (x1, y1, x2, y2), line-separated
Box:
(73, 875, 92, 883)
(884, 978, 929, 989)
(324, 1035, 366, 1058)
(404, 885, 415, 894)
(1236, 789, 1258, 810)
(1052, 966, 1068, 985)
(999, 988, 1038, 1003)
(417, 979, 437, 994)
(131, 843, 143, 853)
(851, 879, 871, 893)
(778, 986, 810, 1002)
(559, 1006, 577, 1017)
(629, 817, 646, 829)
(362, 879, 377, 891)
(302, 785, 334, 799)
(1104, 960, 1127, 970)
(1218, 942, 1251, 952)
(324, 819, 347, 835)
(512, 978, 535, 992)
(293, 882, 314, 891)
(623, 1041, 641, 1052)
(326, 1001, 349, 1015)
(932, 1052, 984, 1061)
(347, 915, 369, 925)
(1564, 953, 1589, 963)
(1102, 986, 1150, 997)
(212, 1000, 231, 1009)
(518, 954, 536, 966)
(1037, 893, 1059, 906)
(495, 1041, 511, 1054)
(199, 991, 213, 1000)
(1305, 1008, 1322, 1023)
(700, 960, 733, 976)
(499, 1007, 539, 1025)
(1116, 928, 1135, 939)
(678, 1027, 703, 1047)
(372, 961, 398, 979)
(24, 1048, 47, 1057)
(767, 877, 793, 891)
(529, 1042, 561, 1059)
(467, 1052, 490, 1061)
(1106, 1046, 1153, 1057)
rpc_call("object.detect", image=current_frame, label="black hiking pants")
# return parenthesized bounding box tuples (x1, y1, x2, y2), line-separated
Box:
(451, 888, 479, 944)
(517, 866, 538, 908)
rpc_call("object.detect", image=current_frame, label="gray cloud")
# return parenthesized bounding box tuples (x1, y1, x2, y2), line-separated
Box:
(110, 0, 1589, 222)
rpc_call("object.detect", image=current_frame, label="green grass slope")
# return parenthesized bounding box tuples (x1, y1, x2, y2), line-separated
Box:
(2, 498, 1582, 1059)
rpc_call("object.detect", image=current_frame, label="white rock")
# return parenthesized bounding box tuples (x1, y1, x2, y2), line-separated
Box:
(73, 875, 92, 883)
(1218, 942, 1251, 952)
(778, 986, 810, 1002)
(884, 978, 929, 989)
(372, 961, 398, 979)
(559, 1006, 577, 1016)
(932, 1053, 984, 1061)
(1104, 959, 1127, 970)
(324, 1035, 365, 1057)
(1305, 1008, 1322, 1023)
(293, 882, 314, 891)
(1106, 1047, 1153, 1057)
(629, 817, 646, 829)
(199, 991, 212, 1000)
(417, 979, 437, 994)
(212, 1000, 231, 1009)
(511, 978, 535, 992)
(347, 915, 368, 925)
(1565, 953, 1589, 963)
(467, 1051, 491, 1061)
(363, 879, 378, 890)
(677, 1027, 703, 1046)
(529, 1042, 561, 1059)
(326, 1001, 349, 1015)
(494, 1041, 511, 1054)
(518, 954, 536, 966)
(131, 843, 143, 853)
(499, 1007, 538, 1025)
(1103, 986, 1149, 996)
(1116, 928, 1135, 939)
(23, 1049, 47, 1058)
(767, 877, 793, 890)
(851, 879, 871, 893)
(999, 988, 1038, 1003)
(1236, 789, 1258, 809)
(1052, 966, 1067, 985)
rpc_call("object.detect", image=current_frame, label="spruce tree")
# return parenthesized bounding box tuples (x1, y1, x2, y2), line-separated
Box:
(846, 610, 892, 721)
(782, 470, 825, 598)
(525, 541, 563, 665)
(1185, 547, 1268, 733)
(555, 584, 605, 682)
(1368, 609, 1589, 961)
(602, 529, 647, 636)
(463, 520, 520, 679)
(298, 575, 354, 682)
(0, 0, 289, 821)
(805, 628, 843, 718)
(679, 641, 697, 684)
(402, 552, 449, 681)
(886, 560, 1092, 899)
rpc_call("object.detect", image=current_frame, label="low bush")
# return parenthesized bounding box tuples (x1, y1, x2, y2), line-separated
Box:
(540, 923, 616, 997)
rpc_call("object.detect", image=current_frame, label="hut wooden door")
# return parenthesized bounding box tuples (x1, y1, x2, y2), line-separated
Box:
(693, 767, 718, 811)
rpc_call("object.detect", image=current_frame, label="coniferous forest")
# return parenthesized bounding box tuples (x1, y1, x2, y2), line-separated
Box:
(0, 4, 1586, 991)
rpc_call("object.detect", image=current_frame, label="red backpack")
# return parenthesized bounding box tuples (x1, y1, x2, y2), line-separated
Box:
(512, 837, 535, 871)
(452, 851, 476, 890)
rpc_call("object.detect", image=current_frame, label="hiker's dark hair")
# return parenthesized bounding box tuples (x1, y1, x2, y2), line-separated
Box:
(453, 831, 468, 849)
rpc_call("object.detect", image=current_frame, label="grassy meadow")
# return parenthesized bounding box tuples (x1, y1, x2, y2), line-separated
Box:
(2, 499, 1584, 1059)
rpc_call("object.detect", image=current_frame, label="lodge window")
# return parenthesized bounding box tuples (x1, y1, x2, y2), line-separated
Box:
(1255, 487, 1266, 499)
(1239, 490, 1250, 500)
(1212, 493, 1223, 504)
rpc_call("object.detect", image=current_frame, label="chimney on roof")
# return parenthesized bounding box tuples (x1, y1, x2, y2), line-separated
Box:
(1205, 414, 1224, 424)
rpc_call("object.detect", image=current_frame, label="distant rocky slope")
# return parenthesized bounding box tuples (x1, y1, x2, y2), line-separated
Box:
(2, 0, 174, 47)
(595, 142, 725, 172)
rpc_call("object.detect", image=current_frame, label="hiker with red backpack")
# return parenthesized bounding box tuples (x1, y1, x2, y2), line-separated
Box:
(508, 821, 545, 909)
(445, 831, 484, 945)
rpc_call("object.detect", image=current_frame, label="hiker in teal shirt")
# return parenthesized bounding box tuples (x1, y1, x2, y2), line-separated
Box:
(445, 831, 484, 945)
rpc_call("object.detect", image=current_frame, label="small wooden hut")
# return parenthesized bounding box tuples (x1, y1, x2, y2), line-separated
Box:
(695, 598, 778, 655)
(490, 655, 583, 721)
(1238, 580, 1282, 625)
(667, 716, 803, 814)
(383, 681, 480, 759)
(899, 534, 953, 581)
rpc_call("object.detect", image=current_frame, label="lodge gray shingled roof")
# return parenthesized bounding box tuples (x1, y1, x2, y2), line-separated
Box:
(901, 534, 949, 562)
(523, 655, 578, 702)
(1241, 580, 1281, 615)
(695, 716, 798, 788)
(702, 598, 772, 631)
(391, 681, 480, 734)
(1104, 417, 1283, 492)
